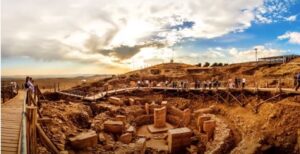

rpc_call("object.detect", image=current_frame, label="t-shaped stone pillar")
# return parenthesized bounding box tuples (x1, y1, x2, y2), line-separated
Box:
(154, 106, 166, 128)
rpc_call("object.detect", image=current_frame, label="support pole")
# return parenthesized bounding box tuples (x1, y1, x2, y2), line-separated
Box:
(37, 124, 59, 154)
(26, 106, 37, 154)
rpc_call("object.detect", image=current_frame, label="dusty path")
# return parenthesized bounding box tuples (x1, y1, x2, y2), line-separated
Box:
(1, 91, 25, 154)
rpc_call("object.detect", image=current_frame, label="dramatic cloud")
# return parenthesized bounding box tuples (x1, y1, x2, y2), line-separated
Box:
(278, 32, 300, 44)
(2, 0, 296, 71)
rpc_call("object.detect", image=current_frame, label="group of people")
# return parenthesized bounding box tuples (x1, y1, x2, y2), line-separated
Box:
(171, 80, 190, 89)
(136, 78, 248, 90)
(194, 79, 221, 89)
(228, 77, 246, 89)
(25, 76, 35, 92)
(295, 73, 300, 91)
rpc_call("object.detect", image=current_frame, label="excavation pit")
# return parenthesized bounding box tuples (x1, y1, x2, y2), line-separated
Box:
(39, 86, 300, 154)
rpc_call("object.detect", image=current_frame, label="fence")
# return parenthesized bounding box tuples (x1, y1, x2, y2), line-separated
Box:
(20, 85, 59, 154)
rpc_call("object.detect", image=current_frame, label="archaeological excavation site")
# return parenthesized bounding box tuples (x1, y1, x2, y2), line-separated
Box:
(35, 60, 300, 154)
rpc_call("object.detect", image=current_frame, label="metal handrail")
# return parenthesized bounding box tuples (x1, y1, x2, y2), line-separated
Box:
(20, 90, 28, 154)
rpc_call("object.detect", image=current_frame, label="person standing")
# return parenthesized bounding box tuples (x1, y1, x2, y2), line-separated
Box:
(296, 73, 300, 91)
(24, 76, 30, 89)
(294, 74, 298, 88)
(234, 78, 238, 88)
(28, 77, 35, 93)
(242, 78, 246, 89)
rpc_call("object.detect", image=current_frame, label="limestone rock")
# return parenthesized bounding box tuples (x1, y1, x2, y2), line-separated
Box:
(129, 98, 135, 105)
(98, 133, 106, 143)
(154, 107, 166, 128)
(108, 97, 124, 106)
(161, 101, 168, 106)
(197, 115, 211, 132)
(194, 108, 213, 116)
(103, 120, 124, 134)
(126, 125, 136, 134)
(69, 130, 98, 150)
(119, 133, 132, 144)
(203, 120, 216, 140)
(116, 115, 126, 122)
(167, 106, 184, 117)
(168, 127, 193, 153)
(135, 138, 146, 153)
(183, 108, 191, 126)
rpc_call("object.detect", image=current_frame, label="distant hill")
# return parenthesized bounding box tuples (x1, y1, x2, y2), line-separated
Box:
(125, 62, 193, 78)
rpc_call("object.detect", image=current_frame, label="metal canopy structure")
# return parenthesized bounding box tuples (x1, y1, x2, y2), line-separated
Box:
(258, 54, 300, 64)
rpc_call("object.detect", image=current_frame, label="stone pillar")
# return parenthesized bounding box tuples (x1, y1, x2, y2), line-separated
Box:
(154, 107, 166, 128)
(203, 120, 216, 140)
(197, 115, 211, 132)
(161, 101, 168, 106)
(183, 109, 191, 126)
(167, 127, 193, 153)
(145, 103, 150, 115)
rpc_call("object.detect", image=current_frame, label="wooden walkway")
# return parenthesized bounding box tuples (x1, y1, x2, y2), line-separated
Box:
(1, 91, 24, 154)
(57, 87, 139, 101)
(57, 86, 300, 101)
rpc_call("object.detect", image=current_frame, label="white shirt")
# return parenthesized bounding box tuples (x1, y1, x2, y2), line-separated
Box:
(28, 81, 35, 93)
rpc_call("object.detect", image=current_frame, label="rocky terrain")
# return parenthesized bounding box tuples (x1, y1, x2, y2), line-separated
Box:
(36, 59, 300, 154)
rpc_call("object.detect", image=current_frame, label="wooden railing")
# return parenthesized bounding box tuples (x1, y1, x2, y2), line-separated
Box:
(21, 85, 59, 154)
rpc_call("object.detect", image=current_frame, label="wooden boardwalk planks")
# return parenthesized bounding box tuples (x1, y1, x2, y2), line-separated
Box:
(1, 91, 24, 154)
(57, 86, 300, 101)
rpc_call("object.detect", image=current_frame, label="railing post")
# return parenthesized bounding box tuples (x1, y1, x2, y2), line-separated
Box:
(26, 106, 37, 154)
(27, 90, 32, 106)
(21, 90, 28, 154)
(278, 78, 282, 93)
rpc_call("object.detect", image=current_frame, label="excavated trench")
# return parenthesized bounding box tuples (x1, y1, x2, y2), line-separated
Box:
(38, 89, 300, 154)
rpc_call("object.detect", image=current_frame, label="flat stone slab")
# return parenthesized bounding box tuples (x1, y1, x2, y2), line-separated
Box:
(167, 127, 193, 153)
(104, 120, 124, 134)
(147, 123, 173, 133)
(69, 130, 98, 150)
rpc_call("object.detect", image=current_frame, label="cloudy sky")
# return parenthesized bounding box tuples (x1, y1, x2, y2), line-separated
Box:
(2, 0, 300, 76)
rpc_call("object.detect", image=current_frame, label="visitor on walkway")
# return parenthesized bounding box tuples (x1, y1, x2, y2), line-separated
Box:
(180, 81, 184, 89)
(24, 76, 30, 89)
(242, 78, 246, 89)
(234, 78, 239, 88)
(208, 80, 212, 89)
(228, 78, 234, 89)
(294, 74, 298, 87)
(215, 80, 220, 89)
(195, 80, 201, 89)
(28, 77, 35, 93)
(295, 73, 300, 91)
(203, 81, 207, 89)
